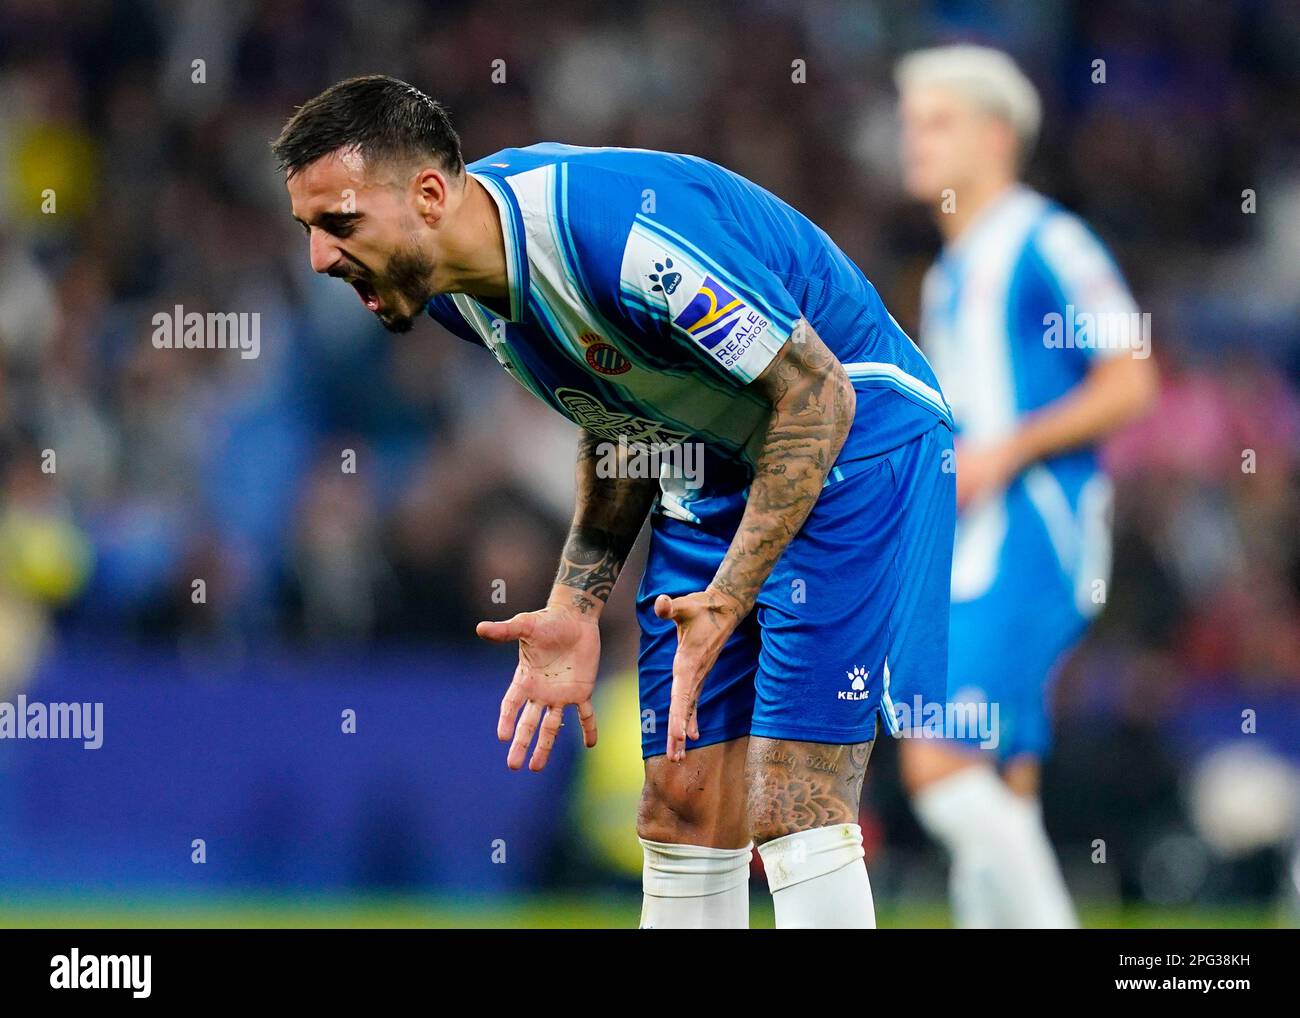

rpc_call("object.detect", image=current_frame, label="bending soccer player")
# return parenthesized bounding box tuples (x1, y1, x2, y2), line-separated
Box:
(894, 47, 1158, 927)
(273, 76, 956, 929)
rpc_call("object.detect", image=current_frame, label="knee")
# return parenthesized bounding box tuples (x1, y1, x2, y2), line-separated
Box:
(743, 769, 852, 847)
(746, 775, 822, 846)
(637, 754, 746, 848)
(747, 810, 798, 847)
(637, 764, 711, 845)
(1000, 757, 1040, 799)
(899, 738, 976, 798)
(745, 740, 869, 846)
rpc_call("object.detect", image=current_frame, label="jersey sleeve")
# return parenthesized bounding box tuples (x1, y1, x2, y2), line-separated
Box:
(1032, 211, 1141, 362)
(615, 216, 801, 385)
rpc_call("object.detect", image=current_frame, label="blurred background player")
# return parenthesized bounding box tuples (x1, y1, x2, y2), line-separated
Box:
(893, 45, 1158, 927)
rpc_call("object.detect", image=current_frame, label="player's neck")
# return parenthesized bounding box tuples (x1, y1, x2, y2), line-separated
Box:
(936, 175, 1019, 244)
(435, 175, 511, 303)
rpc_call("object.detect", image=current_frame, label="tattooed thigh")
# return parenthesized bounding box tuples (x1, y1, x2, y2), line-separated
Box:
(745, 732, 876, 845)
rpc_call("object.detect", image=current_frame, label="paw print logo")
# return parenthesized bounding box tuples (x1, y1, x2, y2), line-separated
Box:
(648, 257, 681, 295)
(847, 666, 869, 691)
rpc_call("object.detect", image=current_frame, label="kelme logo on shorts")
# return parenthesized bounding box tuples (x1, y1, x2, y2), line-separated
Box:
(838, 666, 870, 701)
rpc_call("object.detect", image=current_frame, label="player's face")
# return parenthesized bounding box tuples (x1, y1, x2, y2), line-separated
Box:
(898, 85, 996, 202)
(286, 152, 437, 333)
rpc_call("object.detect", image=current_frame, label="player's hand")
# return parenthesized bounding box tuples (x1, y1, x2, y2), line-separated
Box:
(653, 587, 745, 763)
(476, 604, 600, 772)
(955, 439, 1023, 510)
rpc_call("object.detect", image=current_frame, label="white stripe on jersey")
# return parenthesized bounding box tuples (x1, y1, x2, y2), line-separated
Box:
(920, 185, 1135, 606)
(1035, 211, 1140, 337)
(842, 361, 949, 420)
(926, 187, 1047, 602)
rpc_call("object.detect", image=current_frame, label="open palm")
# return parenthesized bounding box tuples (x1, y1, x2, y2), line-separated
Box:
(476, 606, 601, 771)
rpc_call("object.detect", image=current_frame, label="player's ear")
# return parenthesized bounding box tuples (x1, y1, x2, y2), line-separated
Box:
(412, 166, 450, 225)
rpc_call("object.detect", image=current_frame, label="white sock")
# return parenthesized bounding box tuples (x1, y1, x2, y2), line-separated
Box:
(757, 823, 876, 929)
(638, 837, 753, 929)
(912, 766, 1078, 928)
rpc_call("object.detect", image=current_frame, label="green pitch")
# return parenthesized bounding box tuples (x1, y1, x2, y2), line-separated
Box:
(0, 894, 1281, 929)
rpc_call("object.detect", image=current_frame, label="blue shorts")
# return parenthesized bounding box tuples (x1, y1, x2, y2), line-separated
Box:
(636, 422, 956, 757)
(942, 485, 1096, 761)
(943, 595, 1085, 761)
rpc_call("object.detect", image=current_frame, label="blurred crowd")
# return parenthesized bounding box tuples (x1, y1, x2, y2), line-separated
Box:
(0, 0, 1296, 714)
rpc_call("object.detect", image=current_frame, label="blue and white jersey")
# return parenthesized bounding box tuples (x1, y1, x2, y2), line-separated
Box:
(427, 144, 951, 526)
(919, 184, 1140, 617)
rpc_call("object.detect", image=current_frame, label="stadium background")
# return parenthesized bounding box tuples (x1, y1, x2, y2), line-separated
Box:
(0, 0, 1296, 927)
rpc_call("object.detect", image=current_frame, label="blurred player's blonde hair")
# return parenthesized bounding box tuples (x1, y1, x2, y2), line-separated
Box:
(894, 45, 1042, 160)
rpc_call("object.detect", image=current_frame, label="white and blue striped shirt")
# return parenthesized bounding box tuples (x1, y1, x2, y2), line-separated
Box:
(428, 143, 952, 526)
(920, 184, 1140, 613)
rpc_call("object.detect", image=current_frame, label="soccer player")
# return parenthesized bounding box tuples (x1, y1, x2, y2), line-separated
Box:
(893, 46, 1158, 927)
(273, 75, 956, 929)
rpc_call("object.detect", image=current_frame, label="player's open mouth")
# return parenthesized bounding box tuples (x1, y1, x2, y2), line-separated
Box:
(350, 277, 381, 312)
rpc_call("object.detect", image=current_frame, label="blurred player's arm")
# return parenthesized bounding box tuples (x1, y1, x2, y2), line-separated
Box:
(549, 429, 660, 619)
(958, 352, 1158, 507)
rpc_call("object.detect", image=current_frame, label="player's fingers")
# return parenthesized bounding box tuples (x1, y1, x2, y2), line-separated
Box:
(476, 613, 536, 644)
(507, 700, 543, 770)
(497, 680, 527, 742)
(529, 705, 565, 772)
(668, 703, 696, 762)
(666, 687, 695, 764)
(576, 700, 598, 749)
(653, 593, 675, 621)
(668, 649, 707, 761)
(676, 652, 707, 738)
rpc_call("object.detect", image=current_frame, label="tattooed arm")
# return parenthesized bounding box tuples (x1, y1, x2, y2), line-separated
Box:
(713, 319, 855, 612)
(478, 429, 658, 771)
(549, 428, 661, 619)
(653, 319, 857, 760)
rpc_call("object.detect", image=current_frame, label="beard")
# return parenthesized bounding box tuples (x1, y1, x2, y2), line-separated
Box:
(374, 243, 437, 333)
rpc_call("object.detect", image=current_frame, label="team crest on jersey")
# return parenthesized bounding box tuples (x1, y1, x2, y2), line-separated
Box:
(554, 387, 689, 446)
(579, 333, 632, 376)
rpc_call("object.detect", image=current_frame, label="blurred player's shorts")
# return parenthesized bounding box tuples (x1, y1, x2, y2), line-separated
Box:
(942, 505, 1093, 761)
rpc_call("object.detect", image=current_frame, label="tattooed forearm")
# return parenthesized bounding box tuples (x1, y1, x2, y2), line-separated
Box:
(555, 528, 626, 609)
(711, 320, 856, 613)
(745, 734, 876, 843)
(552, 430, 659, 611)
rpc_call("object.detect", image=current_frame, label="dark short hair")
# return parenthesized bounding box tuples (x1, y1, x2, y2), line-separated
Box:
(271, 75, 464, 179)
